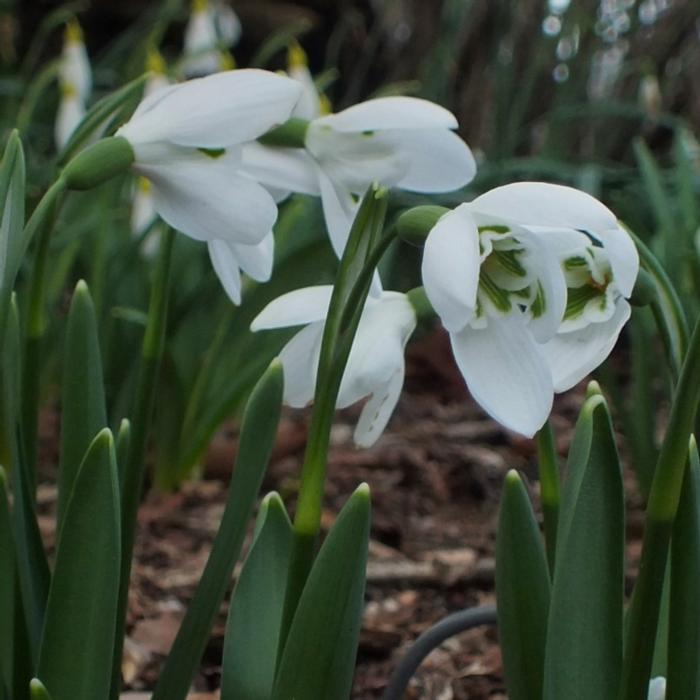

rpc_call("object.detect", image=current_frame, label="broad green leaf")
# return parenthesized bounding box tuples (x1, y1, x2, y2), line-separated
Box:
(29, 679, 52, 700)
(38, 429, 121, 700)
(496, 470, 550, 700)
(152, 361, 284, 700)
(57, 281, 107, 529)
(272, 484, 371, 700)
(221, 492, 293, 700)
(0, 131, 26, 339)
(0, 468, 14, 699)
(543, 391, 625, 700)
(667, 437, 700, 699)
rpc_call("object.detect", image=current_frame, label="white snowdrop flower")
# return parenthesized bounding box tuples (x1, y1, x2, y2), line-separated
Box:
(647, 676, 666, 700)
(287, 41, 322, 120)
(213, 0, 241, 47)
(421, 182, 638, 437)
(115, 69, 301, 302)
(60, 19, 91, 103)
(251, 286, 417, 447)
(183, 0, 223, 76)
(55, 84, 86, 151)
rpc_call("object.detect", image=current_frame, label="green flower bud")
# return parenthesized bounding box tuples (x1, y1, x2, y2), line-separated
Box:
(61, 136, 134, 191)
(396, 205, 449, 245)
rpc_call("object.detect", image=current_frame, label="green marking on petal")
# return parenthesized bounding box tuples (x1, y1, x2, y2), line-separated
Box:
(491, 249, 527, 278)
(478, 225, 510, 235)
(361, 130, 375, 137)
(564, 255, 588, 270)
(199, 147, 226, 159)
(480, 271, 512, 313)
(531, 282, 546, 318)
(564, 284, 601, 320)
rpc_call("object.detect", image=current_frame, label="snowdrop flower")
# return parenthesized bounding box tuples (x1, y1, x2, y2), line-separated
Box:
(114, 69, 301, 302)
(251, 286, 416, 447)
(55, 19, 91, 150)
(183, 0, 239, 76)
(647, 677, 666, 700)
(288, 41, 322, 120)
(421, 182, 637, 437)
(213, 0, 241, 47)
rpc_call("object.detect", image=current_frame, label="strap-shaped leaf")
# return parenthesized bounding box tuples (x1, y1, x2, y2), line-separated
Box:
(221, 492, 293, 700)
(667, 437, 700, 699)
(543, 391, 625, 700)
(0, 468, 14, 699)
(57, 281, 107, 529)
(496, 470, 550, 700)
(0, 131, 26, 339)
(152, 360, 284, 700)
(37, 429, 120, 700)
(272, 484, 371, 700)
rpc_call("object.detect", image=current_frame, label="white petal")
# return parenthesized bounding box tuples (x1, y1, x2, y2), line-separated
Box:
(540, 299, 631, 392)
(354, 368, 404, 447)
(55, 96, 85, 150)
(142, 150, 277, 244)
(232, 233, 274, 282)
(647, 677, 666, 700)
(289, 64, 321, 120)
(317, 168, 359, 257)
(208, 239, 242, 304)
(251, 286, 333, 331)
(62, 42, 91, 102)
(421, 205, 480, 333)
(471, 182, 618, 234)
(450, 316, 553, 437)
(240, 142, 320, 196)
(131, 179, 157, 235)
(387, 129, 476, 193)
(312, 96, 458, 132)
(215, 2, 242, 46)
(184, 7, 218, 56)
(596, 224, 639, 298)
(279, 322, 323, 407)
(118, 69, 301, 148)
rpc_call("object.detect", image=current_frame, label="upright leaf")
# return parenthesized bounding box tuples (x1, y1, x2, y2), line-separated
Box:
(666, 437, 700, 699)
(272, 484, 371, 700)
(57, 281, 107, 528)
(38, 429, 121, 700)
(496, 470, 550, 700)
(0, 468, 14, 698)
(152, 361, 284, 700)
(543, 392, 625, 700)
(221, 493, 293, 700)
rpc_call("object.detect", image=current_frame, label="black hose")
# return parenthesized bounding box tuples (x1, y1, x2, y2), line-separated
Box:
(382, 604, 498, 700)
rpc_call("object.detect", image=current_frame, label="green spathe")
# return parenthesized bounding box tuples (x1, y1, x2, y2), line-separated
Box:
(61, 137, 134, 191)
(396, 205, 449, 245)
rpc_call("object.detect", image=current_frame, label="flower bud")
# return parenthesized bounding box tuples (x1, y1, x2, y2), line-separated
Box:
(396, 205, 449, 245)
(61, 136, 134, 190)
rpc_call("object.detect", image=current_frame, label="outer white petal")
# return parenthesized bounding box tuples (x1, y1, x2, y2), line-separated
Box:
(596, 224, 639, 297)
(422, 204, 480, 333)
(214, 2, 242, 46)
(312, 96, 458, 132)
(118, 70, 302, 148)
(289, 64, 321, 120)
(141, 149, 277, 244)
(450, 316, 553, 437)
(62, 42, 91, 102)
(647, 677, 666, 700)
(387, 128, 476, 193)
(240, 142, 320, 196)
(540, 298, 631, 392)
(317, 168, 360, 257)
(354, 368, 404, 447)
(251, 286, 333, 331)
(208, 239, 242, 304)
(471, 182, 618, 234)
(131, 181, 157, 235)
(55, 96, 85, 150)
(184, 8, 218, 55)
(232, 233, 274, 282)
(279, 322, 323, 407)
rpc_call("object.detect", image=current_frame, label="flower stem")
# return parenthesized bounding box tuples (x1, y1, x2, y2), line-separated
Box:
(109, 227, 175, 700)
(537, 420, 560, 575)
(620, 316, 700, 699)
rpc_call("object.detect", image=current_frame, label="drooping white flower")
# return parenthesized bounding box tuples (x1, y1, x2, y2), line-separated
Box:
(55, 19, 91, 150)
(213, 0, 241, 47)
(183, 0, 240, 76)
(115, 69, 301, 301)
(287, 41, 322, 120)
(647, 677, 666, 700)
(245, 97, 476, 259)
(251, 286, 417, 447)
(421, 182, 638, 437)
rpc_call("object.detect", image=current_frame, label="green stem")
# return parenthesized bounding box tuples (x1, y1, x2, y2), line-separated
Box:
(620, 316, 700, 699)
(109, 227, 175, 700)
(537, 421, 560, 576)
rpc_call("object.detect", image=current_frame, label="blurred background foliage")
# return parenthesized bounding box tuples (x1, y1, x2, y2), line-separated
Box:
(0, 0, 698, 490)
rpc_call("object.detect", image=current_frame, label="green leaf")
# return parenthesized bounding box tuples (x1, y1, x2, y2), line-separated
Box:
(0, 468, 14, 699)
(0, 131, 26, 338)
(272, 484, 371, 700)
(667, 437, 700, 699)
(496, 470, 550, 700)
(543, 391, 625, 700)
(57, 281, 107, 529)
(37, 429, 121, 700)
(29, 679, 52, 700)
(221, 492, 293, 700)
(152, 360, 284, 700)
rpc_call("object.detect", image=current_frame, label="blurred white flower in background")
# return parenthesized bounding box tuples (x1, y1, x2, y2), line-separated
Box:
(287, 40, 323, 120)
(183, 0, 241, 77)
(252, 286, 417, 447)
(421, 182, 638, 436)
(55, 19, 91, 150)
(116, 69, 301, 302)
(647, 676, 666, 700)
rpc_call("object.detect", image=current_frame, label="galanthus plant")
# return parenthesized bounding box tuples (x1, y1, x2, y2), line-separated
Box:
(1, 18, 700, 700)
